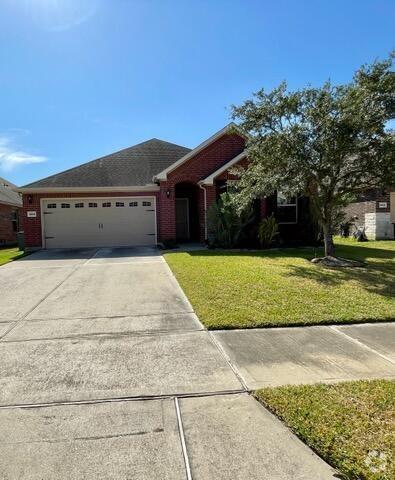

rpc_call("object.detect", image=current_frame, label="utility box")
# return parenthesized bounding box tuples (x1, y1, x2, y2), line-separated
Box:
(17, 231, 25, 251)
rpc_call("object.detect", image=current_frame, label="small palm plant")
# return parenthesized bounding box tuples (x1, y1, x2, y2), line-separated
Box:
(258, 214, 279, 248)
(207, 192, 253, 248)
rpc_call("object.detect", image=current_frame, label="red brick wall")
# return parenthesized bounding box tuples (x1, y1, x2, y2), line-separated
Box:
(159, 133, 245, 241)
(22, 191, 159, 248)
(0, 204, 21, 245)
(22, 133, 246, 247)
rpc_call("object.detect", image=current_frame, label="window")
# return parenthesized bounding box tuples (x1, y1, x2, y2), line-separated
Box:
(47, 203, 56, 209)
(142, 201, 151, 206)
(61, 203, 70, 209)
(102, 202, 111, 208)
(129, 201, 138, 207)
(89, 202, 98, 208)
(116, 202, 125, 207)
(75, 202, 84, 208)
(277, 192, 297, 223)
(11, 210, 18, 232)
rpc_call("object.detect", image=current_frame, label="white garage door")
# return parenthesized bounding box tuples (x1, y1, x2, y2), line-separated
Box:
(42, 197, 156, 248)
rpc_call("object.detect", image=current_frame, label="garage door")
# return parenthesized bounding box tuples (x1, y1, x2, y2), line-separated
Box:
(42, 197, 156, 248)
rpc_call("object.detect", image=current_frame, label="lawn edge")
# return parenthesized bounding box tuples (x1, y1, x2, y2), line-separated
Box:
(253, 388, 348, 480)
(205, 317, 395, 330)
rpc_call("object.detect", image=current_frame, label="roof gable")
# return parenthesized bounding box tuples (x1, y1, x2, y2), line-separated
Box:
(199, 151, 247, 185)
(0, 177, 22, 206)
(154, 123, 244, 181)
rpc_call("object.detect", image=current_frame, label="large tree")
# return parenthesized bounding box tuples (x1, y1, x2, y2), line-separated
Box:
(231, 53, 395, 257)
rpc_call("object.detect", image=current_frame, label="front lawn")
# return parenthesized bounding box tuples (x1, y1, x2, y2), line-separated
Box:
(256, 380, 395, 480)
(0, 247, 26, 266)
(165, 239, 395, 328)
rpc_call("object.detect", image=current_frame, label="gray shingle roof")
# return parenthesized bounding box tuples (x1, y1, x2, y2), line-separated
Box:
(0, 177, 22, 206)
(22, 139, 191, 189)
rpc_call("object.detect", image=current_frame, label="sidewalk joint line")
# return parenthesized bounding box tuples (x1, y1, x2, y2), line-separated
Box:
(207, 331, 249, 391)
(330, 325, 395, 366)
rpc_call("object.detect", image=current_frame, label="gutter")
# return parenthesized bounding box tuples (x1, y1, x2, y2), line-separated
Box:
(17, 185, 160, 194)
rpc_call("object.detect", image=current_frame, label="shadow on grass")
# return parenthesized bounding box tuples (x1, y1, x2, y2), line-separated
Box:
(285, 263, 394, 298)
(166, 242, 395, 299)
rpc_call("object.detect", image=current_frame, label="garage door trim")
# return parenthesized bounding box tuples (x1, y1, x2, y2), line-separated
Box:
(40, 196, 157, 248)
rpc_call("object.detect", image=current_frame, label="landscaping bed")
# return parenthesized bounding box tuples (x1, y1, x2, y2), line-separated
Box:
(165, 239, 395, 329)
(255, 380, 395, 480)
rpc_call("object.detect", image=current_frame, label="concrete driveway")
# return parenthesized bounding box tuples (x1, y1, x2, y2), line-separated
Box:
(0, 247, 336, 479)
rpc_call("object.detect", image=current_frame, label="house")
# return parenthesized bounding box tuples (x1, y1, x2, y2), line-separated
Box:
(344, 188, 395, 240)
(0, 177, 22, 246)
(19, 124, 315, 250)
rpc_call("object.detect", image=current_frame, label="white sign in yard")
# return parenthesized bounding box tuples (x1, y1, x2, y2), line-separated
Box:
(27, 211, 37, 218)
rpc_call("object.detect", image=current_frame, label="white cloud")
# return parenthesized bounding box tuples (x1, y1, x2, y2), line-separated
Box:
(0, 137, 47, 172)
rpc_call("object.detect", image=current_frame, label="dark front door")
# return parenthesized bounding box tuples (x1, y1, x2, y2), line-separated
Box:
(175, 198, 190, 240)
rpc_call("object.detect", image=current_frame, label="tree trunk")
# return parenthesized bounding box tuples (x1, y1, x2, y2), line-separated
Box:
(322, 224, 335, 257)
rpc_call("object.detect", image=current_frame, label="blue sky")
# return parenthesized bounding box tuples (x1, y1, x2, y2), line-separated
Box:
(0, 0, 394, 186)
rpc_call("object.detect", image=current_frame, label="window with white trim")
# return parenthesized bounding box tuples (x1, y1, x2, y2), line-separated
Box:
(116, 202, 125, 207)
(75, 202, 84, 208)
(102, 202, 111, 208)
(61, 203, 70, 209)
(129, 201, 138, 207)
(277, 192, 297, 223)
(47, 203, 57, 209)
(142, 201, 151, 206)
(89, 202, 98, 208)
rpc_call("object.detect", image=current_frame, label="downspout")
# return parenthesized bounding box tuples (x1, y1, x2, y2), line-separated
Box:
(198, 182, 207, 242)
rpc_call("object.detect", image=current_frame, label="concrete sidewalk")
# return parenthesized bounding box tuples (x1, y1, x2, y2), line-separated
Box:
(213, 322, 395, 389)
(0, 247, 337, 479)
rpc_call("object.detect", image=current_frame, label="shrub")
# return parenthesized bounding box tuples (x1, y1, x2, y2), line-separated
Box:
(207, 192, 254, 248)
(258, 214, 279, 248)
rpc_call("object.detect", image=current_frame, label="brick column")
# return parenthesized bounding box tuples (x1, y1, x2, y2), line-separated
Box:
(199, 185, 217, 243)
(158, 182, 176, 242)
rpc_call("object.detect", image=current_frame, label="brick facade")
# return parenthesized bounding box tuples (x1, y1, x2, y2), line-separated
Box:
(23, 131, 311, 248)
(343, 188, 394, 239)
(0, 204, 21, 246)
(158, 133, 245, 242)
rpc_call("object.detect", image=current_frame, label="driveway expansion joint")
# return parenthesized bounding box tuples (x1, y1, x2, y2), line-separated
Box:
(2, 327, 206, 343)
(0, 248, 100, 342)
(0, 389, 249, 410)
(175, 397, 193, 480)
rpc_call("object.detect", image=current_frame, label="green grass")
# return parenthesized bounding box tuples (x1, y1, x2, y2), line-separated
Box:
(0, 247, 26, 266)
(165, 239, 395, 328)
(255, 380, 395, 480)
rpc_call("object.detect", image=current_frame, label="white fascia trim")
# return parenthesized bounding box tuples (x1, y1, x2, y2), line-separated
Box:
(199, 151, 247, 186)
(154, 123, 243, 181)
(17, 185, 160, 194)
(0, 200, 22, 208)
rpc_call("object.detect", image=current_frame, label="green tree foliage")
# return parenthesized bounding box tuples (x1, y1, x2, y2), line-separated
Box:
(231, 53, 395, 257)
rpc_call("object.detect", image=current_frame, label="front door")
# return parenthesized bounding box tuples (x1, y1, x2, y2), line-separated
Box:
(175, 198, 190, 240)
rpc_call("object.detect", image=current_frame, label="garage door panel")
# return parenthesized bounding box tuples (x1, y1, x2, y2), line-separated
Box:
(42, 197, 156, 248)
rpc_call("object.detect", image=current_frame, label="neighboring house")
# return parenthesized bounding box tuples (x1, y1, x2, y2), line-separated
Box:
(0, 177, 22, 246)
(19, 124, 315, 250)
(344, 188, 395, 240)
